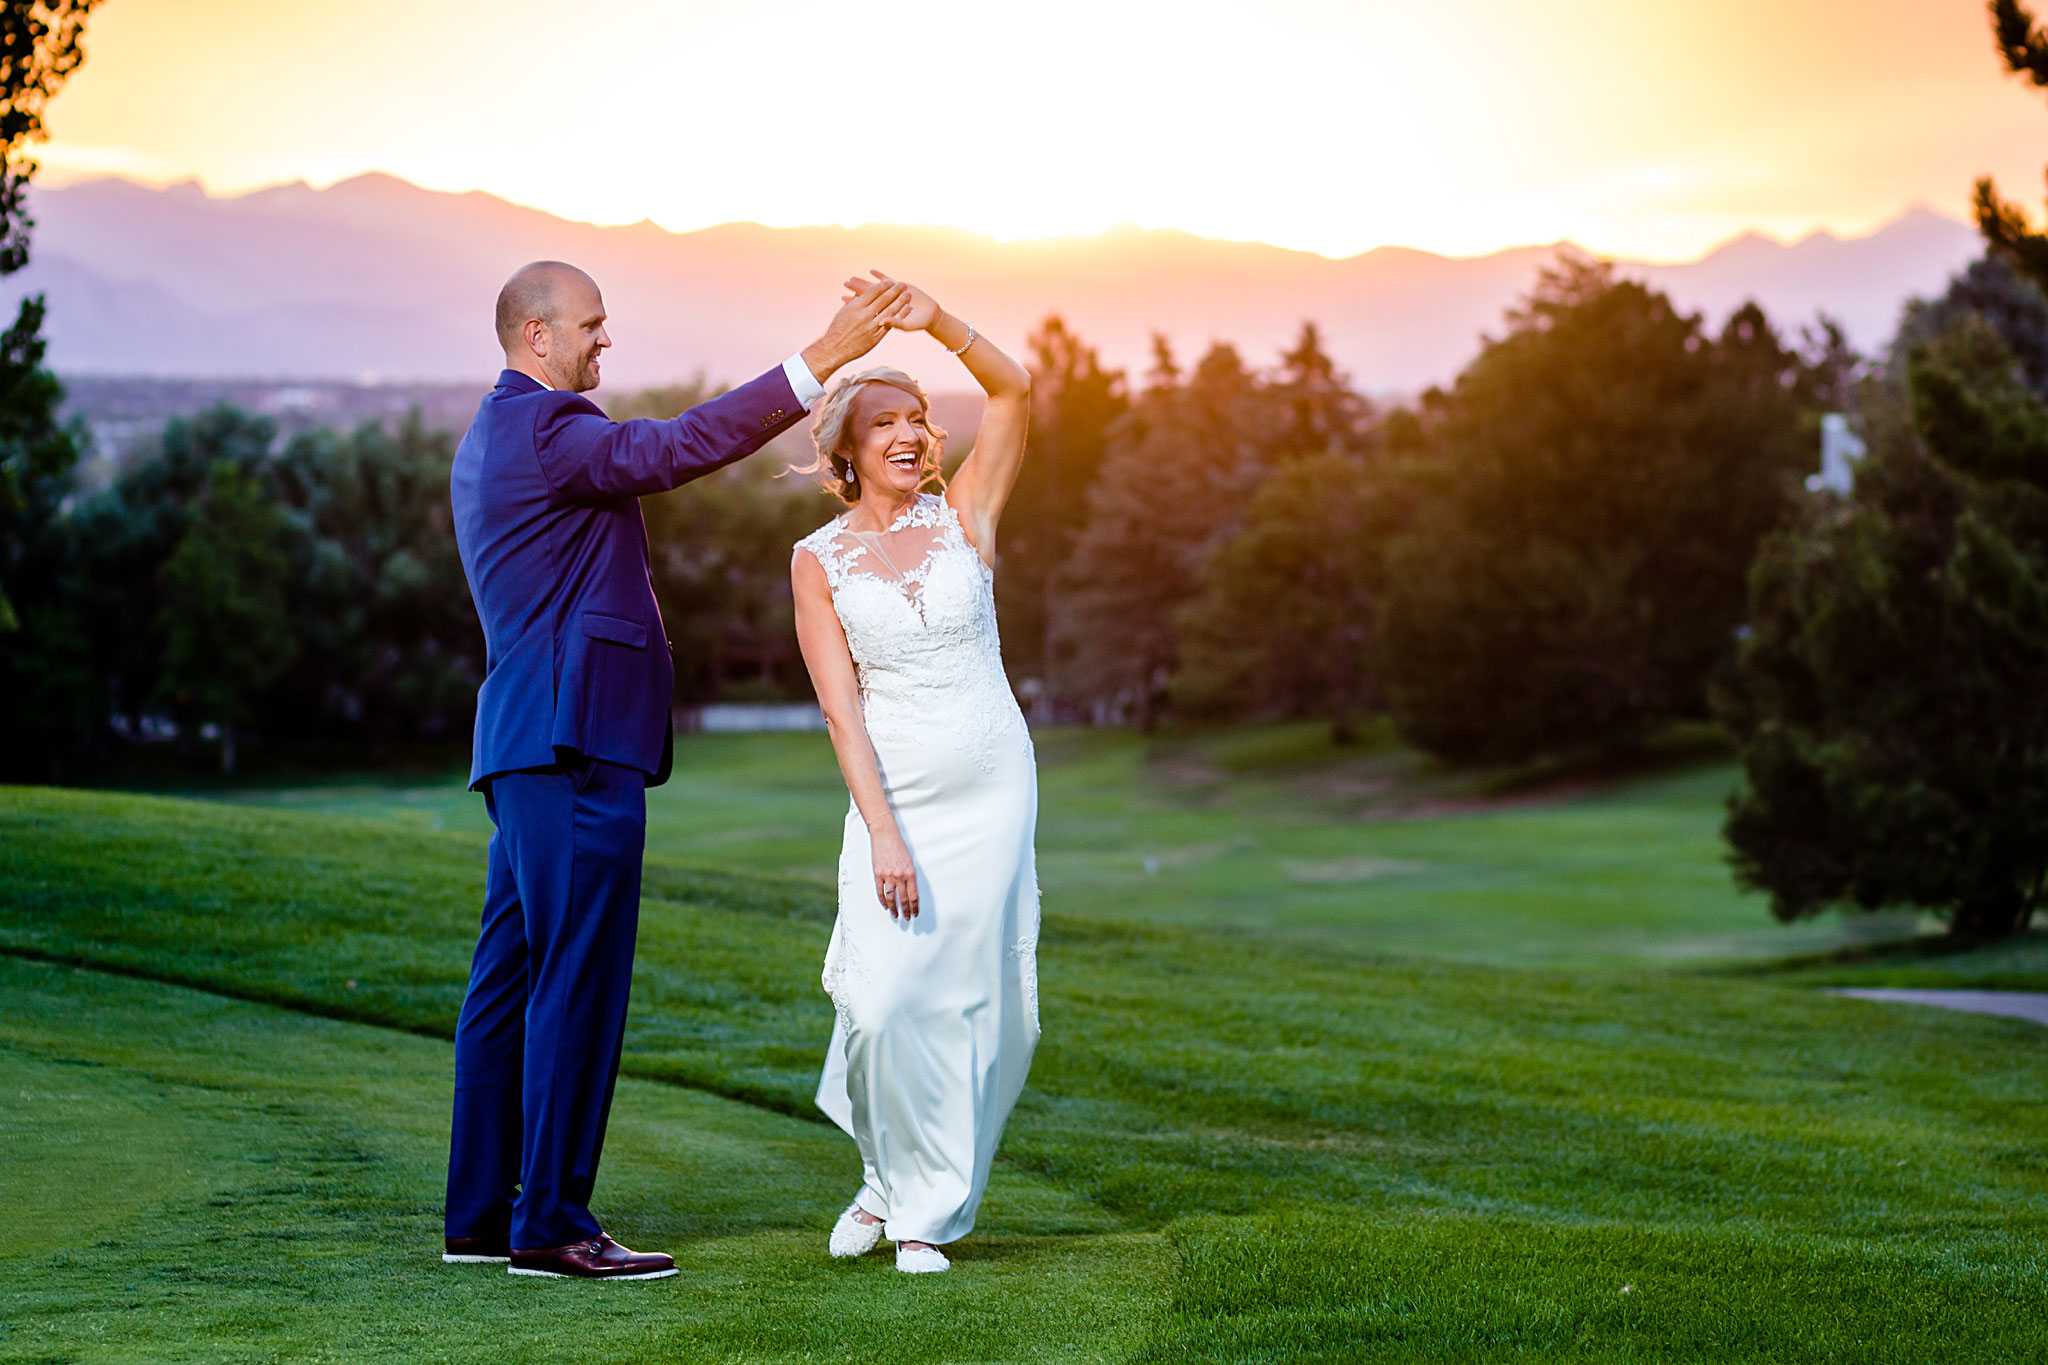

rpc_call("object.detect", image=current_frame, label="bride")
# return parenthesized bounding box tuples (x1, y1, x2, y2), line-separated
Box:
(790, 273, 1038, 1275)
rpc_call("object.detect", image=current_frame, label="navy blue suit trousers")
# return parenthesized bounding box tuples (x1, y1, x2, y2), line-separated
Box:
(446, 758, 646, 1250)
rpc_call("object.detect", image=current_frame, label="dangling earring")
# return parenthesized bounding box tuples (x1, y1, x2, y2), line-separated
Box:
(843, 460, 856, 486)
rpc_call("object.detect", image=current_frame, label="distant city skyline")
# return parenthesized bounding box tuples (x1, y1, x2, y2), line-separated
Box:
(33, 0, 2048, 262)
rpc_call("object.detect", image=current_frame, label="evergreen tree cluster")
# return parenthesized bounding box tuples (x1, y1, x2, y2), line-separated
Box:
(1377, 263, 1834, 761)
(2, 399, 851, 777)
(1720, 301, 2048, 939)
(1717, 0, 2048, 938)
(0, 0, 94, 636)
(1031, 267, 1833, 765)
(6, 408, 485, 776)
(1044, 324, 1375, 728)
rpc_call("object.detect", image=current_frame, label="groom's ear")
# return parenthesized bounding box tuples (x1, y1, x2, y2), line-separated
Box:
(522, 317, 550, 359)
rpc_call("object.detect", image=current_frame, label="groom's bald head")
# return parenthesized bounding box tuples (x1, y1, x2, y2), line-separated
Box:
(495, 261, 592, 349)
(496, 261, 610, 392)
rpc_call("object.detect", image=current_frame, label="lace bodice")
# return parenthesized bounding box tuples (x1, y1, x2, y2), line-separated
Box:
(796, 493, 1027, 773)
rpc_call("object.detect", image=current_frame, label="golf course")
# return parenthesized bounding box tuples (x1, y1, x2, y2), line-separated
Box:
(3, 727, 2043, 1361)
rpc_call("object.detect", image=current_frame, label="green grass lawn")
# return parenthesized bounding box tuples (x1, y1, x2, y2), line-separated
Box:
(170, 724, 1935, 969)
(3, 784, 2045, 1362)
(0, 958, 1160, 1364)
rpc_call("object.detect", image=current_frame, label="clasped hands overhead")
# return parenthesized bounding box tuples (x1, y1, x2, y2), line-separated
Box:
(799, 271, 942, 386)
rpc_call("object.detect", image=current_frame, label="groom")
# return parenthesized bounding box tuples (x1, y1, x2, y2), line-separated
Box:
(443, 261, 906, 1280)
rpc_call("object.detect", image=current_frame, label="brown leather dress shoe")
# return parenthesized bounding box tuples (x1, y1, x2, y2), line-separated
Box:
(509, 1232, 677, 1281)
(443, 1234, 511, 1264)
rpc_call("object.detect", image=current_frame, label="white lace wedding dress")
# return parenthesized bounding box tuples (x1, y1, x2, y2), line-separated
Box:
(794, 491, 1041, 1246)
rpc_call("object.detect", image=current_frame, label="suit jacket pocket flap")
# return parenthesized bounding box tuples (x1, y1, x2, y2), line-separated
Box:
(582, 613, 648, 649)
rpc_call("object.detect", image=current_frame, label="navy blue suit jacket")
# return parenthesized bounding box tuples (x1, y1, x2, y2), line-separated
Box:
(452, 367, 805, 789)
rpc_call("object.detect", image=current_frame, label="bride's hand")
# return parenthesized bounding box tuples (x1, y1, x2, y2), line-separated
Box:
(845, 269, 938, 333)
(869, 821, 920, 920)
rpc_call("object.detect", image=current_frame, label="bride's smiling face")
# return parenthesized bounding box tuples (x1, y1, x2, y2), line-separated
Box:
(846, 383, 932, 498)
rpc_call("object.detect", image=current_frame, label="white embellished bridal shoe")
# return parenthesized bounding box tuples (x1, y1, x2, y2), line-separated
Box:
(828, 1202, 885, 1258)
(895, 1244, 951, 1274)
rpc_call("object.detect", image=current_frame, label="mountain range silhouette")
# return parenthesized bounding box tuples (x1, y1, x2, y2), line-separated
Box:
(14, 173, 1982, 392)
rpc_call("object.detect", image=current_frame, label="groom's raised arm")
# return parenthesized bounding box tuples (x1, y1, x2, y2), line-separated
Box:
(529, 278, 910, 503)
(531, 354, 823, 502)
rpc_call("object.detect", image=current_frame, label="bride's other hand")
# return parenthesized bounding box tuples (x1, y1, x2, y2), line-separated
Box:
(851, 269, 939, 333)
(870, 821, 920, 920)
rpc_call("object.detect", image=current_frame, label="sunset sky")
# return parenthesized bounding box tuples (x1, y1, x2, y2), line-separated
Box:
(34, 0, 2048, 262)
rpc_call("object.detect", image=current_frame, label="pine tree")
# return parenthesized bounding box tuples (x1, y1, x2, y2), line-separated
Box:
(264, 413, 482, 751)
(1171, 451, 1400, 737)
(0, 2, 102, 777)
(1050, 340, 1267, 726)
(1377, 259, 1820, 762)
(1720, 316, 2048, 937)
(1718, 1, 2048, 940)
(1979, 1, 2048, 288)
(1270, 321, 1373, 459)
(154, 463, 298, 772)
(997, 317, 1127, 687)
(1169, 324, 1388, 734)
(0, 1, 96, 635)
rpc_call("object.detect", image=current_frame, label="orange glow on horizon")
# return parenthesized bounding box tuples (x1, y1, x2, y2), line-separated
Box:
(33, 0, 2048, 263)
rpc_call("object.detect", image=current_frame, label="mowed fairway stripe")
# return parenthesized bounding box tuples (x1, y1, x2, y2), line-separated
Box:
(0, 956, 1168, 1364)
(5, 785, 2047, 1362)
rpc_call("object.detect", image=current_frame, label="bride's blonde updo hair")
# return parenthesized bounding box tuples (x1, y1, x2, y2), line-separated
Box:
(793, 366, 947, 505)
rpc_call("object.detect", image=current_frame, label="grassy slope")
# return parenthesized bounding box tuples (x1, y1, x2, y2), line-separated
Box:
(3, 785, 2045, 1361)
(0, 957, 1160, 1364)
(177, 726, 1935, 968)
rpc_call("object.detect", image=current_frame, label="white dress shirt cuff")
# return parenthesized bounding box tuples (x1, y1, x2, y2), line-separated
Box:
(783, 353, 826, 410)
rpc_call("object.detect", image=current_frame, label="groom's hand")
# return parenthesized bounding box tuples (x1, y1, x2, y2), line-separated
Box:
(802, 277, 911, 385)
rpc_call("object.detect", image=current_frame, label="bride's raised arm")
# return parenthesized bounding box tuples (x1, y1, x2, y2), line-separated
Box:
(855, 271, 1030, 561)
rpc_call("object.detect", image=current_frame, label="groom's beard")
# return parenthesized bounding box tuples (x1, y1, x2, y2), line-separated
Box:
(548, 347, 602, 393)
(538, 326, 605, 392)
